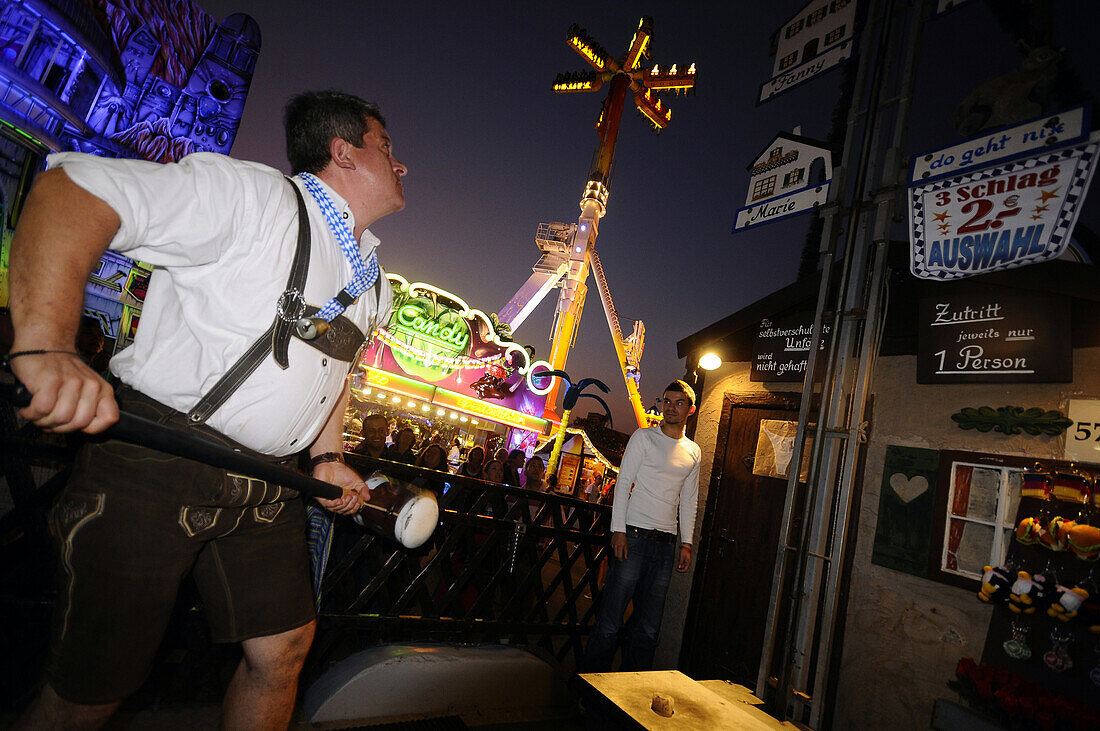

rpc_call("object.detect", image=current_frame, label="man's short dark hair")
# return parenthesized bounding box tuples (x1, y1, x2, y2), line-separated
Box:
(663, 379, 696, 407)
(284, 90, 386, 174)
(363, 413, 388, 427)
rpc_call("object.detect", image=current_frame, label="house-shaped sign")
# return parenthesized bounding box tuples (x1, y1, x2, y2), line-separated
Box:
(759, 0, 858, 103)
(733, 131, 833, 232)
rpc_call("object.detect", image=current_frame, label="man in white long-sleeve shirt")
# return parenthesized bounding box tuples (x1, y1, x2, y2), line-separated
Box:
(580, 380, 701, 672)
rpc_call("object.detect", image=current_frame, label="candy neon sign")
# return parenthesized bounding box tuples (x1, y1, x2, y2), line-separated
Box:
(382, 274, 556, 395)
(395, 303, 470, 350)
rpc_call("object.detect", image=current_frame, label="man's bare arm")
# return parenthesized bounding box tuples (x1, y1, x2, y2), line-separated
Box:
(9, 168, 121, 432)
(309, 378, 368, 515)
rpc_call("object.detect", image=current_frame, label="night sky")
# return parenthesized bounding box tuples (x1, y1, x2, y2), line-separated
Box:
(198, 0, 1100, 430)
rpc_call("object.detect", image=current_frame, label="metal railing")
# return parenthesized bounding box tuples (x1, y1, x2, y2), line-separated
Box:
(310, 454, 611, 675)
(0, 421, 612, 703)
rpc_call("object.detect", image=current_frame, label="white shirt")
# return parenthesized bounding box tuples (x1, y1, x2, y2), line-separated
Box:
(50, 151, 394, 456)
(610, 426, 701, 544)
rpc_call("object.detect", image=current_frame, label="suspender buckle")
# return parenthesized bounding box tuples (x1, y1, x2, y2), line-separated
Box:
(276, 288, 307, 322)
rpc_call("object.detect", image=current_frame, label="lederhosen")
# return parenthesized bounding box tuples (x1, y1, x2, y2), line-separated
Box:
(47, 180, 380, 704)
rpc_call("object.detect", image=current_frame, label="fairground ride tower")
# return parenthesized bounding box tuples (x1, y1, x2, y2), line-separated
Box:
(497, 17, 695, 427)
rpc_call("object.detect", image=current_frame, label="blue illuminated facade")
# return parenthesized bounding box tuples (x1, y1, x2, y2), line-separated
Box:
(0, 0, 261, 344)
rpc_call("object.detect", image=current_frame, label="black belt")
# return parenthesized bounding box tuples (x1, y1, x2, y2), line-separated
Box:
(626, 525, 677, 543)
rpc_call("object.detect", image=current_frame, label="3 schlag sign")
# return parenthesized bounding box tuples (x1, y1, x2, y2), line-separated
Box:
(909, 133, 1099, 280)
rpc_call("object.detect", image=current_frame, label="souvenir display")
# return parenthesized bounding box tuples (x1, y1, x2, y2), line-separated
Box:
(977, 463, 1098, 712)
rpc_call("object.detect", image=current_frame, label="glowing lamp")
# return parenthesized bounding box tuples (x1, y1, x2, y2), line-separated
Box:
(698, 352, 723, 370)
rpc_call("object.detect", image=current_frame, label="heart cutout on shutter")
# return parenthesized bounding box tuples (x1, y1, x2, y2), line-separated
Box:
(889, 473, 929, 504)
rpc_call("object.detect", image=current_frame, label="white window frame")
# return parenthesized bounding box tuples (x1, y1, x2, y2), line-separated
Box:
(824, 25, 846, 46)
(752, 175, 777, 200)
(939, 460, 1022, 581)
(806, 6, 828, 26)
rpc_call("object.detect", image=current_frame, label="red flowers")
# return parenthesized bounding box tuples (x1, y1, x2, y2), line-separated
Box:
(950, 657, 1100, 730)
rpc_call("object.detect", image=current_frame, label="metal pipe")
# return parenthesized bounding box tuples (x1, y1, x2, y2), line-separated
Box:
(1, 380, 344, 501)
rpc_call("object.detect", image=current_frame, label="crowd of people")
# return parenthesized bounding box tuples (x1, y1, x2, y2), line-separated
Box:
(349, 415, 549, 491)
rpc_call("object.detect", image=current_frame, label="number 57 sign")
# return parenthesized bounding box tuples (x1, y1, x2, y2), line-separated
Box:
(1065, 399, 1100, 465)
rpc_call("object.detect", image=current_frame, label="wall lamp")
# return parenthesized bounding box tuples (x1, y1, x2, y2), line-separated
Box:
(698, 352, 723, 371)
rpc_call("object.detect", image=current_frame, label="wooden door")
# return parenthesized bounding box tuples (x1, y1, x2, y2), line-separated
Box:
(680, 393, 802, 687)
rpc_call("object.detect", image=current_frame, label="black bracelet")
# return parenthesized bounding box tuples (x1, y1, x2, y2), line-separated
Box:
(6, 350, 80, 360)
(308, 451, 344, 470)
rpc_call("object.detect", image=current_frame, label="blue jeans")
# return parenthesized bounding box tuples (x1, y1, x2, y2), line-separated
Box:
(581, 531, 676, 672)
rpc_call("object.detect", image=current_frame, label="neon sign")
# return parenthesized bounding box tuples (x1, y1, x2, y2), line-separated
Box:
(357, 367, 550, 434)
(381, 274, 555, 394)
(362, 367, 436, 401)
(395, 303, 470, 350)
(434, 387, 548, 432)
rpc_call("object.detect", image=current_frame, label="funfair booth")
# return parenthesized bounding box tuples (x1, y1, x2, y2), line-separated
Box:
(345, 274, 555, 456)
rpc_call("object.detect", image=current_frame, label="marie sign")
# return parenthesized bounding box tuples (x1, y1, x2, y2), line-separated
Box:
(734, 182, 830, 231)
(908, 132, 1099, 280)
(733, 131, 833, 233)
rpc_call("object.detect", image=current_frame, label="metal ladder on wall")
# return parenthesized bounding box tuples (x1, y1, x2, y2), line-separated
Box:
(755, 1, 929, 727)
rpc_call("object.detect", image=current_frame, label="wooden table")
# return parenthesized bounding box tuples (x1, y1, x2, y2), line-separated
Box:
(578, 670, 804, 730)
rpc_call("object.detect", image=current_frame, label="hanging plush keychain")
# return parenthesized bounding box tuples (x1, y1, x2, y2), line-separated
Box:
(1008, 570, 1056, 614)
(1004, 617, 1032, 660)
(1016, 515, 1045, 545)
(1021, 463, 1054, 501)
(1067, 520, 1100, 562)
(978, 564, 1015, 603)
(1042, 515, 1077, 552)
(1043, 627, 1074, 672)
(1048, 583, 1090, 621)
(1051, 465, 1092, 504)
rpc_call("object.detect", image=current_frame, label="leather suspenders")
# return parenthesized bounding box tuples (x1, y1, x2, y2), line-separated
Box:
(187, 181, 378, 425)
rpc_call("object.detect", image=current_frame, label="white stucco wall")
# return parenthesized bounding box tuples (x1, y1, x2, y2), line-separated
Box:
(833, 346, 1100, 729)
(660, 347, 1100, 728)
